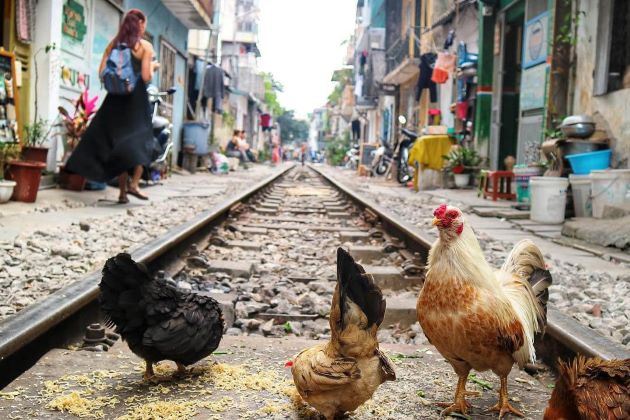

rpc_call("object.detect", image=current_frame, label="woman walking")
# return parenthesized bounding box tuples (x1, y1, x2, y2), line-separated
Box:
(66, 9, 159, 203)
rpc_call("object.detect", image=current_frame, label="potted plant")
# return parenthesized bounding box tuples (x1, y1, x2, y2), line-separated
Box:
(57, 90, 98, 190)
(444, 146, 481, 188)
(21, 118, 53, 163)
(0, 143, 20, 203)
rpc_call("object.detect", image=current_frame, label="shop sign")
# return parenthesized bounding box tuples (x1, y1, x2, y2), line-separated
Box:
(61, 65, 91, 91)
(520, 64, 548, 111)
(63, 0, 87, 42)
(523, 12, 549, 69)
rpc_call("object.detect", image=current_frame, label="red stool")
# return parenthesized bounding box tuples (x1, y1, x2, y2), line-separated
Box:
(482, 170, 516, 201)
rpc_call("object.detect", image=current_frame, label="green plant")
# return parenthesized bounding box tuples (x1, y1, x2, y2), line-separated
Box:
(23, 118, 53, 147)
(444, 147, 481, 174)
(325, 130, 351, 166)
(257, 143, 271, 162)
(0, 143, 20, 180)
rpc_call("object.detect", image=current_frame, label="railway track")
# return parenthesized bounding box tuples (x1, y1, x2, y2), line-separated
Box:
(1, 164, 628, 405)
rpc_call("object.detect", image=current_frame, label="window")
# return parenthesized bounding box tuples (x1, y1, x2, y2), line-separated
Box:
(594, 0, 630, 95)
(159, 40, 176, 117)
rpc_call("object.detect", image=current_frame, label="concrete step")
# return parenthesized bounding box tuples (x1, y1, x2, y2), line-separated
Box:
(382, 297, 417, 328)
(339, 231, 371, 241)
(364, 265, 403, 289)
(237, 226, 268, 235)
(206, 260, 255, 278)
(348, 245, 385, 262)
(226, 240, 262, 251)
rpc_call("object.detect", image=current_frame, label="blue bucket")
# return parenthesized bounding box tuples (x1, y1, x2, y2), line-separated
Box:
(565, 149, 611, 175)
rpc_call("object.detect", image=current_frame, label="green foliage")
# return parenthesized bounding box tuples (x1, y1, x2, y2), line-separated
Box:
(0, 143, 20, 179)
(325, 130, 351, 166)
(23, 118, 52, 147)
(261, 72, 283, 117)
(277, 110, 309, 143)
(257, 143, 271, 162)
(328, 68, 353, 106)
(444, 147, 481, 174)
(222, 111, 235, 129)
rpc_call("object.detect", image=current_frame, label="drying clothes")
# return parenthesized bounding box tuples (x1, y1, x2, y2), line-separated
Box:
(201, 64, 225, 114)
(416, 53, 437, 103)
(351, 119, 361, 141)
(407, 134, 453, 171)
(354, 74, 364, 97)
(431, 52, 456, 84)
(359, 50, 367, 75)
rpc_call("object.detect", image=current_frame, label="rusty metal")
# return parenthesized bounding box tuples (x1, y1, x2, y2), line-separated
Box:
(0, 164, 294, 363)
(309, 164, 630, 363)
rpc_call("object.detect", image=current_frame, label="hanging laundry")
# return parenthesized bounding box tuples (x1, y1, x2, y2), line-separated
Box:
(202, 63, 225, 114)
(416, 53, 437, 102)
(260, 113, 272, 131)
(359, 50, 368, 75)
(431, 52, 456, 84)
(354, 74, 364, 97)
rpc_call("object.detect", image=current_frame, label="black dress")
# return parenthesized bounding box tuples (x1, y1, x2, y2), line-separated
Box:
(66, 56, 153, 182)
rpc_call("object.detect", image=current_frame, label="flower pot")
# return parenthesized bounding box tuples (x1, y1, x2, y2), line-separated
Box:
(58, 166, 86, 191)
(6, 160, 46, 202)
(0, 179, 16, 203)
(454, 173, 470, 188)
(21, 146, 49, 164)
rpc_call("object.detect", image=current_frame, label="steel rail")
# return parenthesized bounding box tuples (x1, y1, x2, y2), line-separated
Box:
(0, 164, 294, 362)
(310, 165, 630, 362)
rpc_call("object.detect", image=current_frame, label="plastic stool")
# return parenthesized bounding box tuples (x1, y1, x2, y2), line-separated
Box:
(482, 170, 516, 201)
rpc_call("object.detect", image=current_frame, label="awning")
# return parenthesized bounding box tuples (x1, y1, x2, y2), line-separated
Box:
(382, 57, 420, 85)
(162, 0, 212, 29)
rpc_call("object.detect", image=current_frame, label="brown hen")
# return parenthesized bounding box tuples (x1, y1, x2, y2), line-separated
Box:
(290, 248, 395, 419)
(544, 356, 630, 420)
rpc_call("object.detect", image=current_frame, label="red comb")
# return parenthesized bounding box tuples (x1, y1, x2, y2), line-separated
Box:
(285, 360, 294, 368)
(433, 204, 448, 218)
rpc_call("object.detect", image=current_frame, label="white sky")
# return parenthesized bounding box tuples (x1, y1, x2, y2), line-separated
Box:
(257, 0, 356, 119)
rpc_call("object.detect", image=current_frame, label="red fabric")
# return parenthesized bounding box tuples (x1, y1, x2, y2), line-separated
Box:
(456, 102, 468, 119)
(260, 113, 272, 128)
(431, 67, 449, 84)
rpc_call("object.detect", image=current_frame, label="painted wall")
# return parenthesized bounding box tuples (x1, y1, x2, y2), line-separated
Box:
(573, 0, 630, 166)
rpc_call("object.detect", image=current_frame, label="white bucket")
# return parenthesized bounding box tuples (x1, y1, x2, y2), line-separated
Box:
(569, 174, 592, 217)
(530, 177, 569, 224)
(590, 169, 630, 218)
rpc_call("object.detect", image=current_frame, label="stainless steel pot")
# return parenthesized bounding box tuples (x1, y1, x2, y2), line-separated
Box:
(560, 115, 595, 138)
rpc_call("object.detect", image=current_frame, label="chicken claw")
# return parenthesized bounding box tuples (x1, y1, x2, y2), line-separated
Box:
(486, 377, 524, 418)
(486, 401, 524, 419)
(174, 362, 189, 378)
(438, 375, 471, 416)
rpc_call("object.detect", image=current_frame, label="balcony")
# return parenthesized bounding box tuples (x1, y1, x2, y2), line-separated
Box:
(162, 0, 212, 29)
(383, 29, 420, 85)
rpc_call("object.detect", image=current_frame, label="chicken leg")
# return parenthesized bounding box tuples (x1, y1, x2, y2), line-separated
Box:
(143, 361, 155, 381)
(486, 376, 524, 418)
(175, 362, 188, 377)
(439, 374, 471, 416)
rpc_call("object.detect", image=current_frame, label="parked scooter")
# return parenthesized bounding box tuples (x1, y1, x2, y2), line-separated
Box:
(395, 115, 419, 184)
(144, 84, 176, 182)
(370, 140, 394, 176)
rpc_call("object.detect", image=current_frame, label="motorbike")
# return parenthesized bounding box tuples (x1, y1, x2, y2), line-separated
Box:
(144, 84, 176, 183)
(344, 143, 360, 170)
(370, 140, 394, 176)
(395, 116, 418, 184)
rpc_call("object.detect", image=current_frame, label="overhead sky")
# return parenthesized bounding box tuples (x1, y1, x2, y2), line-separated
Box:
(258, 0, 356, 119)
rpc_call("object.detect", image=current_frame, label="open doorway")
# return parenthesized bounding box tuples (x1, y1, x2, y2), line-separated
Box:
(490, 4, 524, 170)
(498, 15, 523, 168)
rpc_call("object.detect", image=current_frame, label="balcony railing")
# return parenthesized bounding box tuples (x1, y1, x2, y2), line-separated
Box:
(385, 29, 419, 75)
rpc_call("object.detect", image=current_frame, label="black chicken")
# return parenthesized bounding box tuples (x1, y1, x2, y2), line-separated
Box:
(100, 253, 224, 380)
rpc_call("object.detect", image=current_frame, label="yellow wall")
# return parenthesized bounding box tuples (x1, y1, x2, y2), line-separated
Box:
(3, 0, 31, 143)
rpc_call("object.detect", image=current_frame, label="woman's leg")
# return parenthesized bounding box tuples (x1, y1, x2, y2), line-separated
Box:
(118, 172, 129, 203)
(128, 165, 148, 200)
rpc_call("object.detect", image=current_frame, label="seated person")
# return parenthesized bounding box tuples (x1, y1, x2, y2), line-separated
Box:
(238, 130, 257, 162)
(225, 130, 249, 164)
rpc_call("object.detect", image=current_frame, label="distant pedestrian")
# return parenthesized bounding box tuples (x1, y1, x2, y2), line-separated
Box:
(300, 143, 307, 166)
(66, 9, 159, 203)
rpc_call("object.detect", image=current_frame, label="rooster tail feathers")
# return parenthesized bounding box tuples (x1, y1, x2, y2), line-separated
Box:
(501, 239, 547, 278)
(100, 253, 151, 332)
(336, 247, 386, 329)
(501, 240, 552, 366)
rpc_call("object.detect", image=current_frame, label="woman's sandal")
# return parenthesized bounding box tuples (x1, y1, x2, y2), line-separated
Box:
(127, 188, 148, 200)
